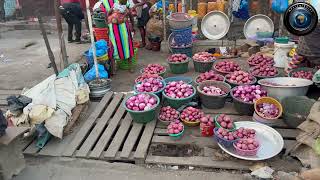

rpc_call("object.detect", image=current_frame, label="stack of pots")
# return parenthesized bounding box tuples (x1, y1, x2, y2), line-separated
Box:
(167, 13, 193, 57)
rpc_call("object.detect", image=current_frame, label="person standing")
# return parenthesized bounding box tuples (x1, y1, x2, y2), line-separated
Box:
(0, 0, 5, 22)
(60, 0, 84, 43)
(133, 0, 150, 47)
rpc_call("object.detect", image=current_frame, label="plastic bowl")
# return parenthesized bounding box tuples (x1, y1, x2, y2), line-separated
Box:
(167, 58, 190, 74)
(249, 67, 280, 80)
(168, 128, 185, 140)
(288, 67, 317, 80)
(134, 75, 163, 84)
(226, 76, 257, 88)
(233, 141, 260, 156)
(133, 80, 166, 98)
(230, 87, 256, 116)
(164, 76, 193, 84)
(162, 86, 196, 109)
(214, 114, 237, 132)
(214, 127, 238, 148)
(254, 97, 283, 120)
(181, 118, 200, 127)
(194, 73, 225, 86)
(140, 67, 167, 77)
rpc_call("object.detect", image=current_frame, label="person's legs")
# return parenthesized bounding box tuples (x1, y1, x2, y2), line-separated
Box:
(68, 23, 74, 42)
(0, 0, 5, 22)
(138, 27, 146, 47)
(74, 19, 82, 42)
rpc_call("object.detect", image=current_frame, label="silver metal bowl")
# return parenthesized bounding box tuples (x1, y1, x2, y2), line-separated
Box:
(258, 77, 313, 101)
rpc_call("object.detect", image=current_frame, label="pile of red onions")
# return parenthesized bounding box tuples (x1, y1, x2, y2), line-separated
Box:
(159, 106, 180, 122)
(196, 70, 225, 83)
(135, 78, 164, 93)
(234, 127, 256, 139)
(193, 52, 216, 62)
(248, 53, 274, 66)
(250, 65, 278, 77)
(200, 115, 214, 126)
(232, 85, 267, 103)
(168, 54, 188, 63)
(226, 71, 255, 85)
(216, 114, 235, 130)
(135, 74, 162, 83)
(201, 85, 226, 96)
(167, 120, 184, 134)
(235, 138, 259, 150)
(164, 81, 194, 99)
(143, 64, 166, 74)
(214, 61, 241, 73)
(291, 70, 314, 80)
(180, 107, 204, 122)
(257, 103, 280, 118)
(216, 128, 237, 141)
(125, 94, 158, 111)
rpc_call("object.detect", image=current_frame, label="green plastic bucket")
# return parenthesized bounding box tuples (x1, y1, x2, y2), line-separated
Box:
(230, 88, 255, 115)
(193, 59, 215, 73)
(116, 48, 138, 70)
(133, 80, 166, 99)
(162, 86, 196, 109)
(214, 114, 237, 132)
(123, 93, 160, 124)
(168, 128, 184, 140)
(167, 58, 190, 74)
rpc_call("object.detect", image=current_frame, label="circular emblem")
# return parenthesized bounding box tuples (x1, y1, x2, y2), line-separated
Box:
(284, 2, 318, 36)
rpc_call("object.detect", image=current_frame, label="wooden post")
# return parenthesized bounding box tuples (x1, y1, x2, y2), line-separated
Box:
(37, 15, 59, 76)
(182, 0, 186, 13)
(162, 0, 167, 41)
(85, 0, 99, 79)
(54, 0, 68, 68)
(174, 0, 177, 12)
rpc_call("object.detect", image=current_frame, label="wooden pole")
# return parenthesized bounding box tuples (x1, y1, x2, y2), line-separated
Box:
(85, 0, 99, 79)
(182, 0, 186, 13)
(174, 0, 177, 12)
(54, 0, 68, 68)
(162, 0, 167, 41)
(37, 15, 59, 76)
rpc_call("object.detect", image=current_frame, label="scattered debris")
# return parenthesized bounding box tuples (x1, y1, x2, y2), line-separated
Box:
(188, 166, 194, 170)
(203, 147, 215, 157)
(275, 171, 298, 180)
(168, 165, 179, 170)
(21, 41, 37, 49)
(251, 166, 274, 179)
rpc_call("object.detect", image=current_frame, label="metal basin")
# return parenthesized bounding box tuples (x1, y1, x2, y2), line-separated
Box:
(258, 77, 313, 101)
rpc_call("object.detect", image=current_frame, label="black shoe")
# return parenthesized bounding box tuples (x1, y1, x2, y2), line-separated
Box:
(74, 39, 82, 44)
(68, 39, 74, 43)
(47, 63, 52, 68)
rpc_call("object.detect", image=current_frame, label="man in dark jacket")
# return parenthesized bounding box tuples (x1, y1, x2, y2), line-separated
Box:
(0, 0, 5, 22)
(60, 0, 84, 43)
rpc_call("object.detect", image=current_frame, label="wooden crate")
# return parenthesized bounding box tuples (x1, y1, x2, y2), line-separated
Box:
(146, 103, 302, 172)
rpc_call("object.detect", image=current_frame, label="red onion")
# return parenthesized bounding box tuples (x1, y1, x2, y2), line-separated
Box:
(167, 120, 184, 134)
(216, 127, 237, 141)
(135, 78, 164, 93)
(214, 61, 241, 73)
(180, 107, 204, 122)
(135, 74, 163, 83)
(248, 53, 274, 66)
(143, 64, 166, 74)
(232, 85, 267, 103)
(234, 127, 256, 139)
(159, 106, 180, 122)
(234, 138, 259, 150)
(250, 65, 278, 77)
(193, 52, 216, 62)
(201, 86, 226, 96)
(168, 54, 188, 63)
(164, 81, 194, 99)
(200, 115, 214, 127)
(226, 71, 255, 85)
(196, 70, 225, 83)
(257, 103, 280, 118)
(216, 114, 235, 130)
(125, 94, 158, 111)
(291, 70, 314, 80)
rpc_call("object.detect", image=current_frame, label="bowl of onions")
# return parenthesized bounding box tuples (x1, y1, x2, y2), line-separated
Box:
(167, 120, 184, 140)
(141, 64, 167, 77)
(249, 65, 279, 79)
(213, 61, 241, 74)
(288, 67, 317, 80)
(180, 106, 204, 126)
(158, 106, 180, 125)
(247, 53, 274, 66)
(225, 71, 257, 87)
(162, 81, 196, 109)
(197, 81, 231, 109)
(233, 138, 260, 156)
(135, 73, 163, 84)
(214, 127, 238, 148)
(124, 93, 160, 124)
(134, 78, 166, 98)
(200, 115, 215, 137)
(214, 114, 236, 132)
(231, 85, 268, 115)
(253, 97, 283, 125)
(167, 54, 190, 74)
(192, 52, 216, 73)
(194, 70, 225, 86)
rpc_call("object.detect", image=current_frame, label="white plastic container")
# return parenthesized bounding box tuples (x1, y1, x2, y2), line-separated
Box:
(274, 42, 295, 68)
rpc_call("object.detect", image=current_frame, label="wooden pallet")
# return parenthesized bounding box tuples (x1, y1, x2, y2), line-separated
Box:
(146, 103, 302, 172)
(61, 92, 156, 164)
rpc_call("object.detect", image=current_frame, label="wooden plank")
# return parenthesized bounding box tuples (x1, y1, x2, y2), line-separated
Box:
(89, 103, 126, 158)
(284, 140, 296, 150)
(152, 135, 218, 149)
(145, 156, 252, 170)
(0, 90, 21, 95)
(76, 93, 124, 158)
(134, 120, 157, 161)
(0, 127, 29, 145)
(62, 92, 113, 157)
(103, 151, 135, 161)
(0, 100, 7, 106)
(202, 102, 239, 115)
(119, 122, 144, 159)
(23, 140, 40, 155)
(276, 129, 299, 139)
(104, 113, 132, 159)
(63, 104, 87, 135)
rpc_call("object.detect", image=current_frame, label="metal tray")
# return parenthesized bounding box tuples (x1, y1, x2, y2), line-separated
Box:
(218, 121, 284, 161)
(243, 14, 274, 39)
(201, 11, 230, 40)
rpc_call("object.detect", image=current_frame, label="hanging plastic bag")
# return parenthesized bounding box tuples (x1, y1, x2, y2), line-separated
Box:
(232, 0, 250, 20)
(84, 64, 109, 82)
(272, 0, 288, 14)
